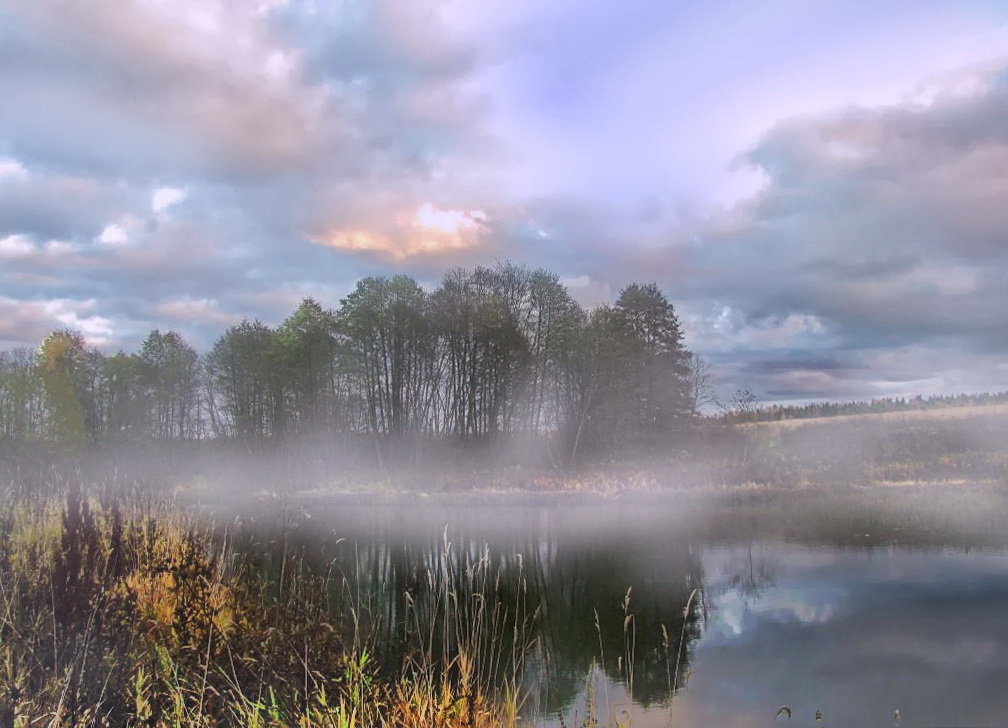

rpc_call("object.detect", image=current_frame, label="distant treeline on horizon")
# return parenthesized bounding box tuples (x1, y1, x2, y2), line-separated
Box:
(0, 263, 704, 465)
(722, 391, 1008, 424)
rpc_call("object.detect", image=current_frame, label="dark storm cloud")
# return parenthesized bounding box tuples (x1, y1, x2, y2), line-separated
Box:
(489, 64, 1008, 401)
(747, 358, 854, 375)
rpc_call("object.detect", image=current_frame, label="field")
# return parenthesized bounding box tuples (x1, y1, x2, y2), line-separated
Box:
(741, 402, 1008, 430)
(731, 403, 1008, 487)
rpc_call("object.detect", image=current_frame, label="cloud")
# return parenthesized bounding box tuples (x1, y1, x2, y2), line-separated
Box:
(657, 65, 1008, 400)
(0, 161, 140, 241)
(0, 0, 328, 180)
(0, 234, 87, 270)
(0, 0, 507, 341)
(485, 60, 1008, 402)
(153, 297, 243, 327)
(96, 214, 149, 247)
(0, 297, 114, 348)
(1, 0, 1007, 401)
(0, 234, 34, 258)
(152, 187, 188, 213)
(316, 203, 488, 260)
(0, 158, 27, 179)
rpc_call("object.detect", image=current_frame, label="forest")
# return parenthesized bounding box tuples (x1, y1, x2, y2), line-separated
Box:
(0, 263, 700, 467)
(723, 391, 1008, 423)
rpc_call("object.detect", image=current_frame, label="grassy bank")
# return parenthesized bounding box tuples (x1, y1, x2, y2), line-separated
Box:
(0, 483, 533, 728)
(3, 404, 1006, 501)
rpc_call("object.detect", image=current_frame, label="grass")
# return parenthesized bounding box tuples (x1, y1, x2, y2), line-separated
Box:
(0, 481, 537, 728)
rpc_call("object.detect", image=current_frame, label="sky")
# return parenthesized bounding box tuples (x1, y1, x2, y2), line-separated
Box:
(1, 0, 1007, 403)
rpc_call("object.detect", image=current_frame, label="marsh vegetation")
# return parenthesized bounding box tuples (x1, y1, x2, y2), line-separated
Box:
(3, 473, 1008, 727)
(0, 480, 542, 727)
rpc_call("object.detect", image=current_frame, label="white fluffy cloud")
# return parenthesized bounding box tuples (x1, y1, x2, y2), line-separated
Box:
(0, 297, 114, 348)
(317, 203, 488, 259)
(152, 187, 188, 213)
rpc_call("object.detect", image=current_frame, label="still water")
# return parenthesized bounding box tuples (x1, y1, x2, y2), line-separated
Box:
(227, 490, 1008, 727)
(656, 544, 1008, 728)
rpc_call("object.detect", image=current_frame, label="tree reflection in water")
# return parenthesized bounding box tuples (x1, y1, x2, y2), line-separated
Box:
(224, 504, 706, 718)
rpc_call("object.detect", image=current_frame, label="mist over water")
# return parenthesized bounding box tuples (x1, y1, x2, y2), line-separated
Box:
(210, 488, 1008, 727)
(3, 401, 1007, 725)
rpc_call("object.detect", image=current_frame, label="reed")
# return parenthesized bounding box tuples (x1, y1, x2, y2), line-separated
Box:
(0, 481, 535, 727)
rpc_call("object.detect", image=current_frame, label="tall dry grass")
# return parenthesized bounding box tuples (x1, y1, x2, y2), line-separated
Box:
(0, 480, 537, 728)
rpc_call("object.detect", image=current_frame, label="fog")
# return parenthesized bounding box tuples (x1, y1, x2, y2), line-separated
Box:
(5, 399, 1005, 503)
(3, 349, 1007, 727)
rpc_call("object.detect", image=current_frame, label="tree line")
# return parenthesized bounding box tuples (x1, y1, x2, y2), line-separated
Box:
(720, 391, 1008, 423)
(0, 264, 702, 464)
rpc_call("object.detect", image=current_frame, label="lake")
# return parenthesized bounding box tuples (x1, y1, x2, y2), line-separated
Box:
(220, 487, 1008, 727)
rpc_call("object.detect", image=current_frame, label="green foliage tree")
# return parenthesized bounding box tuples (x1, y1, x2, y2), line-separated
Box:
(38, 329, 93, 448)
(98, 351, 147, 441)
(431, 265, 532, 442)
(0, 348, 46, 443)
(273, 298, 348, 434)
(0, 265, 705, 464)
(205, 321, 279, 443)
(564, 306, 620, 460)
(139, 330, 200, 440)
(340, 276, 435, 441)
(524, 269, 585, 434)
(610, 282, 691, 439)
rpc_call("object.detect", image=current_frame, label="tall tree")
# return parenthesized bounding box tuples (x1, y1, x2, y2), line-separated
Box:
(339, 276, 435, 439)
(684, 353, 717, 415)
(595, 283, 692, 446)
(431, 266, 532, 441)
(565, 306, 623, 458)
(139, 330, 200, 440)
(38, 329, 94, 447)
(0, 348, 46, 443)
(524, 269, 585, 433)
(610, 283, 691, 439)
(98, 352, 147, 440)
(205, 321, 279, 442)
(273, 299, 351, 435)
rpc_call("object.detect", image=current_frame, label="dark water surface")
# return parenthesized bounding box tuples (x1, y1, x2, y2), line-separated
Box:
(221, 488, 1008, 727)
